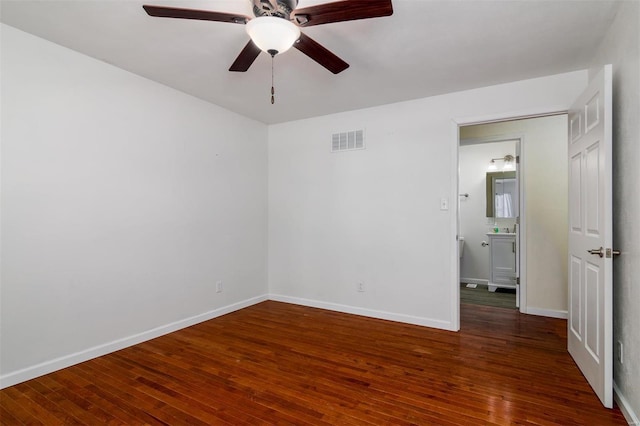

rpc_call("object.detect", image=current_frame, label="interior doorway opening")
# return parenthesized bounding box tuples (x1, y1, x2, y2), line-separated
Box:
(458, 135, 521, 310)
(456, 114, 569, 320)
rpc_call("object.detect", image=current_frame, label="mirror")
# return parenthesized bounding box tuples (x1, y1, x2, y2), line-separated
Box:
(486, 171, 517, 218)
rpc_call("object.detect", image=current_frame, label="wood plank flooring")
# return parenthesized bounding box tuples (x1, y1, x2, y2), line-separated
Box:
(0, 301, 627, 425)
(460, 283, 517, 309)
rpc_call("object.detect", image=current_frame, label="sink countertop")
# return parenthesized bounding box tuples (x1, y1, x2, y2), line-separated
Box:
(486, 232, 517, 236)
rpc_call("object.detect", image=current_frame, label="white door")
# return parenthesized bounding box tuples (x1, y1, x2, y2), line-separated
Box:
(567, 65, 613, 408)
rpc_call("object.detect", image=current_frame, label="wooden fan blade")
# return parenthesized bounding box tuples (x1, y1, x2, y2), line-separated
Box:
(294, 32, 349, 74)
(291, 0, 392, 27)
(143, 5, 250, 24)
(229, 40, 262, 72)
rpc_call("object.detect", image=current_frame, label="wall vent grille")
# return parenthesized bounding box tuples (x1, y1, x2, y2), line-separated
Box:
(331, 129, 364, 152)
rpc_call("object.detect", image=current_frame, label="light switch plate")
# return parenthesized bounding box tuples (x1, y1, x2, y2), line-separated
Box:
(440, 198, 449, 210)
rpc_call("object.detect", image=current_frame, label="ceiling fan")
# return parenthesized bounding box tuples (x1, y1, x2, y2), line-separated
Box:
(143, 0, 393, 74)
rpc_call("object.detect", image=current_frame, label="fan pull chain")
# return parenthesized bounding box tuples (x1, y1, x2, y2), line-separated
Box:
(271, 53, 275, 105)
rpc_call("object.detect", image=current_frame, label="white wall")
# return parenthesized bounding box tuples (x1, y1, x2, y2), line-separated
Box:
(0, 25, 268, 386)
(460, 115, 569, 315)
(458, 141, 516, 283)
(268, 70, 587, 330)
(590, 1, 640, 422)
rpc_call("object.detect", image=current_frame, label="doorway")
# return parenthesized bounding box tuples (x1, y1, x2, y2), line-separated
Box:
(456, 115, 569, 319)
(458, 135, 521, 310)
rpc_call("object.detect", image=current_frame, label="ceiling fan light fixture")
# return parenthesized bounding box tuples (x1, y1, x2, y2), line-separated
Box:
(246, 16, 300, 55)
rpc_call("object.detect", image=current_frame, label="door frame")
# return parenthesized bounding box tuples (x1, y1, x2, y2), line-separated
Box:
(449, 109, 567, 331)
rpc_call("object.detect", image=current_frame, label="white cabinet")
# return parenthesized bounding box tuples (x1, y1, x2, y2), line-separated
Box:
(486, 233, 517, 291)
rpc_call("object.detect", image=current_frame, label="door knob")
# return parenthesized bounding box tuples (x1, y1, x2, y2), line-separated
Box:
(587, 247, 604, 258)
(606, 248, 621, 258)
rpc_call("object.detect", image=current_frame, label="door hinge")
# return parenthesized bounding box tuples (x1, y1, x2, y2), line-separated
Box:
(516, 277, 520, 285)
(516, 155, 520, 164)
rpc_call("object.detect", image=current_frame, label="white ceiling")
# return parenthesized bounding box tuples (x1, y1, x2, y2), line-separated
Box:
(1, 0, 620, 124)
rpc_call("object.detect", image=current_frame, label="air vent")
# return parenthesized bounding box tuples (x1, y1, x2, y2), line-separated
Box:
(331, 129, 364, 152)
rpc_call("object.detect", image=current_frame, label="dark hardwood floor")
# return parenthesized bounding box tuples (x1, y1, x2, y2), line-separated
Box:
(0, 301, 627, 425)
(460, 283, 516, 309)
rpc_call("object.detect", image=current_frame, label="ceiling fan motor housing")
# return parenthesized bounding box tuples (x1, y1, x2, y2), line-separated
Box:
(253, 0, 298, 19)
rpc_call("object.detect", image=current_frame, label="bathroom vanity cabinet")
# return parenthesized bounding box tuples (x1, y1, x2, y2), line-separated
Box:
(486, 233, 517, 292)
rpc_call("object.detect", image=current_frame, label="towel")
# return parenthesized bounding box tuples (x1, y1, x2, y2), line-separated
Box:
(495, 193, 513, 217)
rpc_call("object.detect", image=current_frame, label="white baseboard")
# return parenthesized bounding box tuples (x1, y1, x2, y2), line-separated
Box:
(524, 306, 568, 319)
(269, 294, 455, 331)
(0, 294, 268, 389)
(460, 277, 489, 286)
(614, 381, 640, 425)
